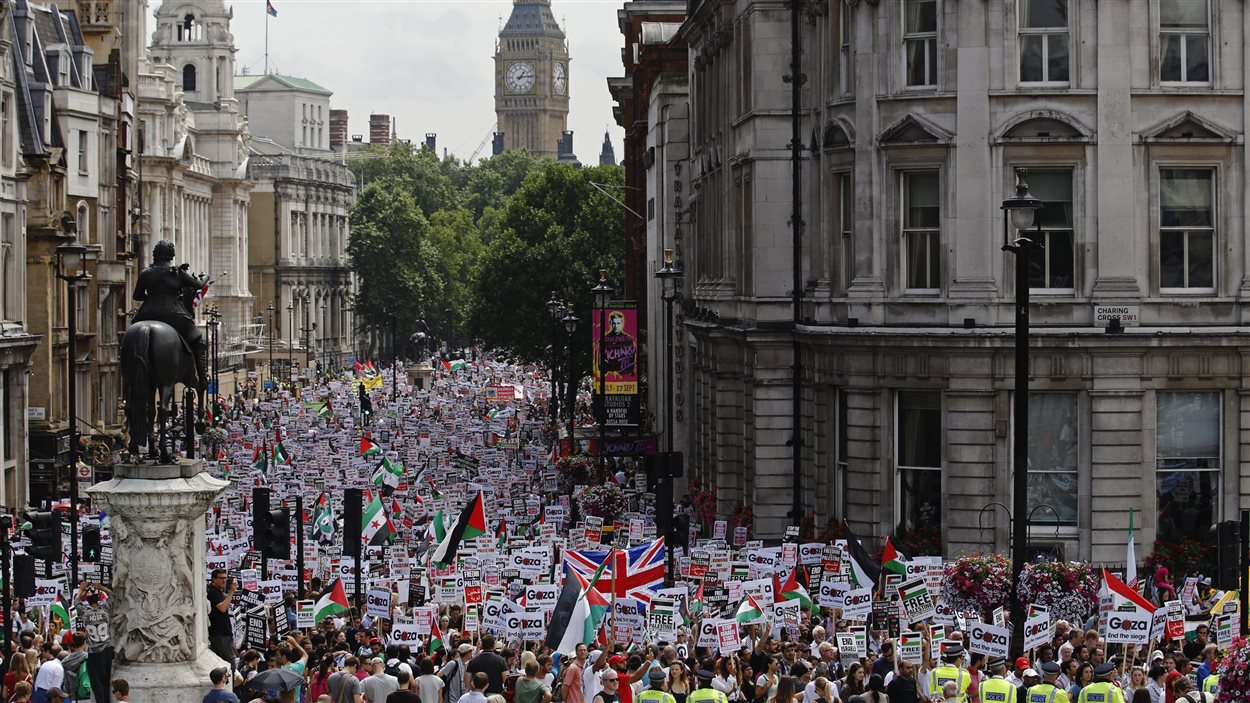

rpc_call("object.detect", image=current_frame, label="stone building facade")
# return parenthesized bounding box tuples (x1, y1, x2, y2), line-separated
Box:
(642, 0, 1250, 563)
(495, 0, 570, 158)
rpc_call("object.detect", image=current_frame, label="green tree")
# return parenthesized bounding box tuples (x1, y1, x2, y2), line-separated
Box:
(468, 162, 626, 364)
(425, 207, 484, 345)
(350, 143, 461, 219)
(347, 180, 444, 354)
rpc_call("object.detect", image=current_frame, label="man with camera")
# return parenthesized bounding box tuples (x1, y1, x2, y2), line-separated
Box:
(207, 569, 237, 666)
(76, 582, 113, 703)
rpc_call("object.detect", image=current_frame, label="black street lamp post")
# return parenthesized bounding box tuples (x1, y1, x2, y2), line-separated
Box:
(205, 305, 220, 400)
(561, 303, 579, 445)
(590, 270, 614, 472)
(654, 249, 682, 578)
(286, 301, 295, 385)
(321, 301, 329, 376)
(55, 239, 88, 588)
(1001, 168, 1043, 657)
(546, 291, 563, 426)
(266, 301, 275, 388)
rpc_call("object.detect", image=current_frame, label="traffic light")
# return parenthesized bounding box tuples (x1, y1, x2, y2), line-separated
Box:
(264, 508, 291, 560)
(1215, 520, 1240, 591)
(82, 525, 101, 562)
(25, 511, 61, 563)
(252, 487, 270, 558)
(11, 553, 34, 598)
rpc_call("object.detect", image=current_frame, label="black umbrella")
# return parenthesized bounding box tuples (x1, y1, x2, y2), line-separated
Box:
(243, 667, 304, 693)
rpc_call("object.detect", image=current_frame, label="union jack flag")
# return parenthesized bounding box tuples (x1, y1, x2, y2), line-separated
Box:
(563, 537, 666, 605)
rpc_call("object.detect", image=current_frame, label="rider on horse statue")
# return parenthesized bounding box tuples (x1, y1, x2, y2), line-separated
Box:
(131, 240, 209, 390)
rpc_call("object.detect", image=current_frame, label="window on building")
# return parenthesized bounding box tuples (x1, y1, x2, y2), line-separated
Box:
(2, 92, 12, 168)
(182, 64, 197, 92)
(902, 171, 940, 292)
(1025, 169, 1075, 291)
(1, 371, 10, 461)
(1160, 0, 1210, 83)
(1028, 393, 1078, 525)
(897, 390, 942, 536)
(1019, 0, 1069, 83)
(838, 0, 854, 95)
(1157, 391, 1220, 543)
(1159, 168, 1214, 291)
(833, 172, 853, 289)
(77, 132, 88, 176)
(903, 0, 938, 87)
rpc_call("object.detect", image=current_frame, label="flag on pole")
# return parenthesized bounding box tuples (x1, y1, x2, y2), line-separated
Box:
(881, 537, 908, 576)
(310, 492, 335, 544)
(272, 439, 291, 465)
(317, 401, 332, 418)
(431, 491, 487, 566)
(266, 0, 278, 17)
(735, 593, 768, 624)
(250, 444, 268, 473)
(314, 579, 350, 623)
(548, 559, 613, 654)
(775, 569, 815, 611)
(428, 510, 447, 543)
(1102, 568, 1156, 613)
(429, 614, 445, 653)
(371, 457, 404, 490)
(361, 494, 397, 546)
(442, 359, 469, 374)
(496, 518, 508, 549)
(840, 522, 882, 589)
(1126, 508, 1138, 589)
(50, 595, 72, 628)
(360, 436, 381, 457)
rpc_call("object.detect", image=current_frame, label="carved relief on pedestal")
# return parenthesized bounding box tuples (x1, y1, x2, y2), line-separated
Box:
(109, 512, 197, 662)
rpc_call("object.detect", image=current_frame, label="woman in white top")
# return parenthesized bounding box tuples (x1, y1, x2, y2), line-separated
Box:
(712, 656, 741, 701)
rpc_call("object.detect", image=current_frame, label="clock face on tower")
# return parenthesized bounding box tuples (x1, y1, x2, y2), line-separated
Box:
(553, 63, 567, 95)
(506, 62, 536, 93)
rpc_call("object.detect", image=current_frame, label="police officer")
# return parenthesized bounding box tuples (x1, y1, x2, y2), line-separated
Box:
(132, 239, 209, 389)
(1076, 663, 1123, 703)
(930, 644, 970, 702)
(980, 658, 1017, 703)
(687, 670, 727, 703)
(1201, 670, 1219, 698)
(638, 670, 676, 703)
(1026, 662, 1069, 703)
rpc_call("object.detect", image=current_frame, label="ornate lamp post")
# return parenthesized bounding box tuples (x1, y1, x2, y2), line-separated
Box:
(321, 300, 329, 375)
(286, 300, 295, 385)
(654, 249, 683, 562)
(561, 303, 579, 446)
(1001, 168, 1043, 657)
(590, 270, 614, 472)
(55, 239, 88, 588)
(266, 301, 275, 388)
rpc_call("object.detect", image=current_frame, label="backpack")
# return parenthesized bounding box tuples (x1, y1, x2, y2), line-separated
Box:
(76, 659, 92, 699)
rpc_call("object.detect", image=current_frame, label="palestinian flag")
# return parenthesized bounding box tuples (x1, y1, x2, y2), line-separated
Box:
(50, 595, 71, 629)
(442, 359, 468, 373)
(272, 440, 291, 465)
(250, 445, 268, 473)
(314, 578, 351, 623)
(429, 615, 445, 653)
(426, 477, 444, 500)
(360, 436, 381, 457)
(318, 401, 333, 418)
(1102, 568, 1156, 613)
(841, 522, 882, 589)
(881, 537, 907, 576)
(431, 491, 487, 566)
(496, 518, 508, 549)
(371, 457, 404, 490)
(361, 494, 397, 546)
(310, 492, 335, 544)
(776, 569, 815, 611)
(548, 557, 613, 654)
(735, 593, 767, 624)
(429, 510, 447, 543)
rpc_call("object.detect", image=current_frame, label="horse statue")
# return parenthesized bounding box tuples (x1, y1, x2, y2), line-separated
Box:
(121, 321, 203, 463)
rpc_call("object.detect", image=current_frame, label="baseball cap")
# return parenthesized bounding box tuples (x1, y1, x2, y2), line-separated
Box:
(458, 644, 474, 654)
(1015, 657, 1031, 670)
(1151, 650, 1165, 662)
(608, 655, 627, 668)
(1023, 669, 1039, 679)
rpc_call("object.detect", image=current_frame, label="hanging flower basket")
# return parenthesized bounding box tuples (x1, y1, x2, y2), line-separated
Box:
(941, 553, 1012, 616)
(555, 454, 594, 487)
(577, 483, 627, 525)
(1215, 635, 1250, 702)
(1017, 560, 1100, 623)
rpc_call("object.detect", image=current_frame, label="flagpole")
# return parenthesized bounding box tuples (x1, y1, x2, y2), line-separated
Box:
(264, 2, 270, 75)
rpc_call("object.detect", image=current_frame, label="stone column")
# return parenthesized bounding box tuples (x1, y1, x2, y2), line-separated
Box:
(87, 460, 229, 703)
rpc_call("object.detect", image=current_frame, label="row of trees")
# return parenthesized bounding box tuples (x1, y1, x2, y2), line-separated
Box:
(346, 144, 625, 368)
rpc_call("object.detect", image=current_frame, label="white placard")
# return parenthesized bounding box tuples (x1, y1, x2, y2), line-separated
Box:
(968, 621, 1011, 659)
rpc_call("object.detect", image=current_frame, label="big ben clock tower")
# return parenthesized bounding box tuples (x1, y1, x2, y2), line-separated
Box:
(494, 0, 569, 158)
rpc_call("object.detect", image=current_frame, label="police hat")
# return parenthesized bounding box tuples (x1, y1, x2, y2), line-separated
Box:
(941, 644, 964, 660)
(1094, 663, 1115, 679)
(1039, 662, 1061, 676)
(986, 657, 1007, 671)
(695, 669, 716, 682)
(649, 670, 667, 685)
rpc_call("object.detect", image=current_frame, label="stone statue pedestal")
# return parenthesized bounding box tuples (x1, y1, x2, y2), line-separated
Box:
(407, 361, 434, 390)
(87, 460, 229, 703)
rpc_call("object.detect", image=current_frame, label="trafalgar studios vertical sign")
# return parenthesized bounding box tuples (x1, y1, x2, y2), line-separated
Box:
(592, 301, 641, 427)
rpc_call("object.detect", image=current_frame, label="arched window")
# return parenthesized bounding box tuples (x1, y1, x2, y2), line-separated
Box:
(75, 201, 89, 243)
(182, 64, 197, 91)
(182, 14, 196, 41)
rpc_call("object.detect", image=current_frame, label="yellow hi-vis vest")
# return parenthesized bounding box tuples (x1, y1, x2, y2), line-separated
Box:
(980, 677, 1017, 703)
(1076, 682, 1123, 703)
(1026, 683, 1070, 703)
(638, 690, 676, 703)
(930, 665, 970, 702)
(687, 688, 728, 703)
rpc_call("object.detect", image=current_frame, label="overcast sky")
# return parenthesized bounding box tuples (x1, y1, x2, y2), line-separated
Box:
(152, 0, 627, 163)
